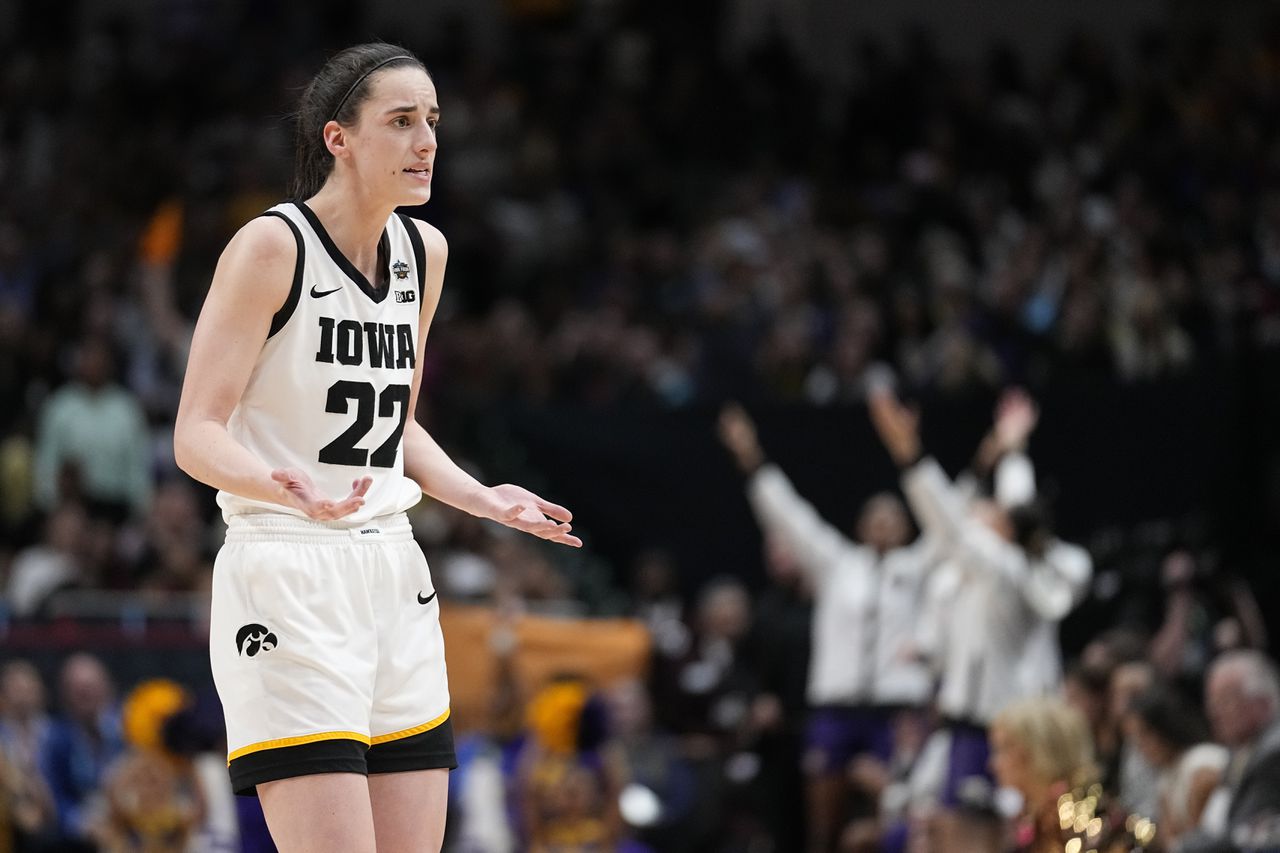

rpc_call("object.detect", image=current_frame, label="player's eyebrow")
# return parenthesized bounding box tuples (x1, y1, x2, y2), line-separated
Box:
(385, 104, 440, 116)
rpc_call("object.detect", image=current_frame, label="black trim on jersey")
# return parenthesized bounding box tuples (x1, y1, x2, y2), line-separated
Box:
(294, 201, 391, 304)
(229, 737, 367, 797)
(261, 211, 305, 338)
(397, 212, 428, 307)
(367, 717, 457, 775)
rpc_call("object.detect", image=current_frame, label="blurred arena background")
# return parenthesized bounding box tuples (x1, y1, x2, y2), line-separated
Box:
(1, 0, 1280, 850)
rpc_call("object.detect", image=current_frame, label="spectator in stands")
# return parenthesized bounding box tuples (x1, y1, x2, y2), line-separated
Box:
(33, 337, 150, 522)
(1150, 550, 1268, 695)
(1062, 658, 1113, 773)
(516, 676, 621, 852)
(745, 535, 812, 846)
(1177, 651, 1280, 853)
(718, 403, 933, 853)
(600, 678, 698, 852)
(648, 576, 763, 851)
(40, 653, 124, 850)
(1107, 660, 1161, 819)
(1126, 682, 1228, 843)
(5, 502, 87, 618)
(126, 478, 213, 593)
(628, 548, 686, 648)
(0, 661, 56, 845)
(990, 697, 1152, 853)
(93, 750, 196, 852)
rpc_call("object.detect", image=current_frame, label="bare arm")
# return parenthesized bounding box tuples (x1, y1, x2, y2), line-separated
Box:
(402, 221, 580, 547)
(173, 217, 370, 519)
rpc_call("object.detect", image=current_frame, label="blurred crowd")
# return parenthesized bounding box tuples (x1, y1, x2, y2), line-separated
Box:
(1, 387, 1277, 852)
(2, 0, 1280, 851)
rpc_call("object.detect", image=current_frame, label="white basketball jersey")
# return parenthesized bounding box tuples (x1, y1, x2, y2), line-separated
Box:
(217, 201, 427, 524)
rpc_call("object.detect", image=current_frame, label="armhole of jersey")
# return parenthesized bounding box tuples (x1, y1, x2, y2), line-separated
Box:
(261, 211, 305, 338)
(398, 213, 427, 307)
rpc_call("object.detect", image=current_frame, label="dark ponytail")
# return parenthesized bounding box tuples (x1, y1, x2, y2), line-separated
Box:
(291, 43, 427, 200)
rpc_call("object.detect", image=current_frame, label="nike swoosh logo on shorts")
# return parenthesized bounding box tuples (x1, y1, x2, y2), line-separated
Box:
(417, 590, 438, 605)
(311, 285, 342, 298)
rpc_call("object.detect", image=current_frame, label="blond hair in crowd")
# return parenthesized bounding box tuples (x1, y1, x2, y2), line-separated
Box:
(993, 697, 1098, 791)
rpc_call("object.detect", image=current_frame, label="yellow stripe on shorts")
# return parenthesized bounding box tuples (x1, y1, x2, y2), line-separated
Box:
(227, 730, 372, 764)
(370, 708, 451, 745)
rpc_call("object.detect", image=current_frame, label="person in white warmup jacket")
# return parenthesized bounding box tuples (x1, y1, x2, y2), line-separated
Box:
(719, 404, 935, 853)
(868, 388, 1092, 820)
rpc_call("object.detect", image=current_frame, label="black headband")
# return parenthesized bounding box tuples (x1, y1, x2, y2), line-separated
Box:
(330, 55, 415, 122)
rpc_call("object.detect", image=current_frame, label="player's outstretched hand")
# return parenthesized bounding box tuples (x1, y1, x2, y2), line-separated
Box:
(476, 483, 582, 547)
(272, 468, 372, 521)
(867, 387, 922, 467)
(717, 403, 765, 472)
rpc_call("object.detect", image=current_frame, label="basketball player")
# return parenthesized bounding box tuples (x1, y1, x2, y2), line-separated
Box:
(174, 43, 581, 852)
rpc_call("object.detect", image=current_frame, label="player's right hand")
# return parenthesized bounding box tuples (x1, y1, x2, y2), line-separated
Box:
(271, 468, 372, 520)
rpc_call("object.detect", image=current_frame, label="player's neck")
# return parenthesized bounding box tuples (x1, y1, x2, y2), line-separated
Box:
(304, 183, 394, 275)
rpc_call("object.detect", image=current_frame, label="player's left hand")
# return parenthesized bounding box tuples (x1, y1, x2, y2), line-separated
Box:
(475, 483, 582, 547)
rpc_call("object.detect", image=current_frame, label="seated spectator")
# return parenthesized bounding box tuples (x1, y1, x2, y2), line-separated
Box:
(600, 678, 697, 851)
(0, 660, 56, 845)
(93, 750, 196, 853)
(1177, 651, 1280, 852)
(648, 577, 764, 850)
(5, 503, 87, 617)
(1126, 683, 1228, 843)
(91, 679, 200, 853)
(1150, 550, 1268, 697)
(516, 676, 622, 852)
(843, 708, 945, 853)
(1107, 660, 1161, 820)
(40, 654, 124, 850)
(1062, 658, 1113, 770)
(989, 697, 1156, 853)
(127, 478, 213, 594)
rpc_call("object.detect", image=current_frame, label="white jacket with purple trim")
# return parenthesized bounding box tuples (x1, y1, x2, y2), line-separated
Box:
(747, 465, 935, 708)
(902, 456, 1091, 725)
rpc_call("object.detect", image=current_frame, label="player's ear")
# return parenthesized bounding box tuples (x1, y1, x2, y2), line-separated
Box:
(323, 120, 350, 161)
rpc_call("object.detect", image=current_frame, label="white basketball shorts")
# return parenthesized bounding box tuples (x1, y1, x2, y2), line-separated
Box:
(209, 512, 455, 795)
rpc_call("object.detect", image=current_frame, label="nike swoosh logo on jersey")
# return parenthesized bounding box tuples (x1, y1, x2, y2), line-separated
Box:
(311, 285, 342, 298)
(417, 590, 438, 605)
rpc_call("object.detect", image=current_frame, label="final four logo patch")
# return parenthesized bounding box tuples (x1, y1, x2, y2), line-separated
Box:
(392, 260, 411, 280)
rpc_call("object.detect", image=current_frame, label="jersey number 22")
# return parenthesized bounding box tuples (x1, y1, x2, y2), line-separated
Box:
(318, 381, 410, 467)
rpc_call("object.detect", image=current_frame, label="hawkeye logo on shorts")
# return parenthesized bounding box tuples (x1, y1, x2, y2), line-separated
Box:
(392, 260, 410, 280)
(236, 623, 278, 658)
